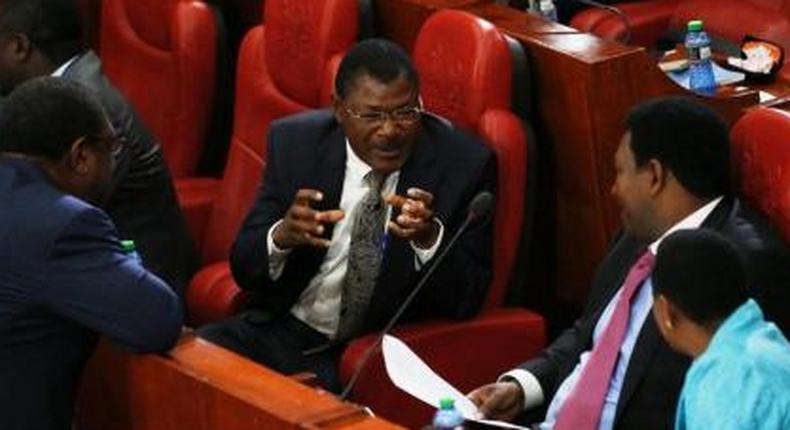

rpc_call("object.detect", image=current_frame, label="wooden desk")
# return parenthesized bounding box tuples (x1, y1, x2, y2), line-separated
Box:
(76, 334, 404, 430)
(376, 0, 765, 312)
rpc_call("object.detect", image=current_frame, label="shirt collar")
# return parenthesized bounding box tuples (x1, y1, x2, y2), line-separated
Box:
(50, 55, 80, 77)
(648, 196, 723, 254)
(345, 138, 400, 186)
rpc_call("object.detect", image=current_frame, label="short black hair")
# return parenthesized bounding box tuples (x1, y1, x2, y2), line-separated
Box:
(0, 0, 83, 65)
(626, 96, 731, 199)
(0, 76, 107, 161)
(653, 229, 748, 328)
(334, 38, 419, 99)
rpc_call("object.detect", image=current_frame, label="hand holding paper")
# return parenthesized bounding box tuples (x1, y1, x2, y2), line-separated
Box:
(381, 335, 528, 430)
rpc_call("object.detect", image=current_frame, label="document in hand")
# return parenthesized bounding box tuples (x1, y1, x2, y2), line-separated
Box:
(381, 335, 528, 430)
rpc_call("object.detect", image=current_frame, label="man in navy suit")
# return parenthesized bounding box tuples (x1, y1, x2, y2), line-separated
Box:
(198, 39, 496, 391)
(469, 97, 790, 430)
(0, 0, 197, 294)
(0, 78, 183, 430)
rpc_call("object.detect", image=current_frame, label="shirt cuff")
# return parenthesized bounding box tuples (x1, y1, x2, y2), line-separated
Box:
(267, 219, 291, 280)
(499, 368, 545, 410)
(411, 218, 444, 269)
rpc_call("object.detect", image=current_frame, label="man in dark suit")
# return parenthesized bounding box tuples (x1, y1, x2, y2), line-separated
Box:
(0, 77, 183, 430)
(198, 39, 496, 391)
(0, 0, 197, 294)
(469, 97, 790, 430)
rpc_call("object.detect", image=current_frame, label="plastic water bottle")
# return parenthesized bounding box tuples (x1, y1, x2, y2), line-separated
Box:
(528, 0, 557, 22)
(685, 20, 716, 93)
(431, 398, 465, 430)
(121, 239, 143, 265)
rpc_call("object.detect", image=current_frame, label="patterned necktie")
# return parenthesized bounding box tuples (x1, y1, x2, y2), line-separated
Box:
(553, 250, 655, 430)
(335, 171, 387, 341)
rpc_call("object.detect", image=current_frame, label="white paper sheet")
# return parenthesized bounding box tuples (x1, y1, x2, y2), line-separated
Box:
(381, 335, 529, 430)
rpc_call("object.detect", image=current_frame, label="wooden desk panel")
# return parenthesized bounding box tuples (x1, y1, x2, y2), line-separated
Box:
(76, 334, 404, 430)
(376, 0, 760, 310)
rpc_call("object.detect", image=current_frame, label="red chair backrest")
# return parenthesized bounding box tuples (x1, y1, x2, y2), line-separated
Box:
(731, 107, 790, 243)
(413, 9, 528, 309)
(200, 0, 359, 263)
(99, 0, 218, 178)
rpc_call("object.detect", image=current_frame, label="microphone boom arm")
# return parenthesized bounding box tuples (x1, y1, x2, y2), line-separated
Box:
(339, 199, 485, 400)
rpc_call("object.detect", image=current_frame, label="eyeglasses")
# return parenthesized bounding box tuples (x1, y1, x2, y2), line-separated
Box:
(343, 105, 423, 125)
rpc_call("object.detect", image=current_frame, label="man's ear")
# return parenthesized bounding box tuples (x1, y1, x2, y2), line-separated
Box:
(646, 159, 667, 196)
(66, 137, 91, 175)
(5, 32, 34, 62)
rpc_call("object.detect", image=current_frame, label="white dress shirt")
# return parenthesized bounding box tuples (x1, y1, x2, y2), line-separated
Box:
(267, 140, 444, 337)
(503, 196, 723, 430)
(51, 55, 79, 77)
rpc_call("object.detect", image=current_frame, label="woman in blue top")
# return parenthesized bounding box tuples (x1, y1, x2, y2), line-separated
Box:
(651, 229, 790, 430)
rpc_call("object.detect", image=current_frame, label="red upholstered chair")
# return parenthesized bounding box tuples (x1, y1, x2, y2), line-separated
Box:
(731, 107, 790, 242)
(185, 0, 359, 325)
(571, 0, 790, 79)
(99, 0, 218, 178)
(338, 10, 546, 428)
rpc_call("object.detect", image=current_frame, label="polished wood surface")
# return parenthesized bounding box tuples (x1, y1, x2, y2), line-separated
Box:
(376, 0, 764, 310)
(76, 334, 404, 430)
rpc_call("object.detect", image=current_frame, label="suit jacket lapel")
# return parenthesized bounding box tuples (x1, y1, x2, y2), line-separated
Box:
(614, 314, 661, 423)
(309, 127, 346, 212)
(302, 125, 346, 256)
(372, 129, 439, 321)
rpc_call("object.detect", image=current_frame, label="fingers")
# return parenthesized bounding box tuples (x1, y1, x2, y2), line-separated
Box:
(467, 385, 495, 408)
(316, 209, 345, 224)
(275, 189, 344, 249)
(468, 383, 523, 422)
(294, 189, 324, 206)
(406, 187, 433, 206)
(384, 193, 407, 209)
(385, 188, 437, 246)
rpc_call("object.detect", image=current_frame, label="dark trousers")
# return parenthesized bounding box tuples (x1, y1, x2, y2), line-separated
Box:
(196, 310, 345, 393)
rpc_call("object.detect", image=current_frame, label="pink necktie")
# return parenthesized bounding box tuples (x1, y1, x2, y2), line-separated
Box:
(553, 250, 655, 430)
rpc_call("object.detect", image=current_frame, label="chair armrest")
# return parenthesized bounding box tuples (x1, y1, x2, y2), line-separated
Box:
(186, 261, 249, 326)
(175, 177, 221, 250)
(339, 308, 545, 428)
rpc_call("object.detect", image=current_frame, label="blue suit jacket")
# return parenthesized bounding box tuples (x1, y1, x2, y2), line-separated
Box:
(0, 158, 183, 430)
(230, 109, 496, 333)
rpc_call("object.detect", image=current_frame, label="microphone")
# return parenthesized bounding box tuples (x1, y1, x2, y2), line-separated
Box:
(574, 0, 632, 45)
(339, 191, 494, 400)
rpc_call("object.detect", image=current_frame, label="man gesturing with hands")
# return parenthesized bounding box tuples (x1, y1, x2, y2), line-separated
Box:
(198, 39, 496, 391)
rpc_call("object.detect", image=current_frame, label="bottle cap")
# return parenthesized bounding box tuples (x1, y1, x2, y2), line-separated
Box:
(687, 20, 703, 31)
(120, 240, 136, 252)
(439, 398, 455, 410)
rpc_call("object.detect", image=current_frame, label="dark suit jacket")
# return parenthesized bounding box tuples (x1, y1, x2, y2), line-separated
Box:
(520, 197, 790, 430)
(63, 51, 197, 294)
(0, 158, 183, 430)
(230, 109, 496, 333)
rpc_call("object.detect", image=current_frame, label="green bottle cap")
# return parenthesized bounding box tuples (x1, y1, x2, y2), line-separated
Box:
(439, 398, 455, 410)
(120, 240, 136, 253)
(687, 20, 703, 31)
